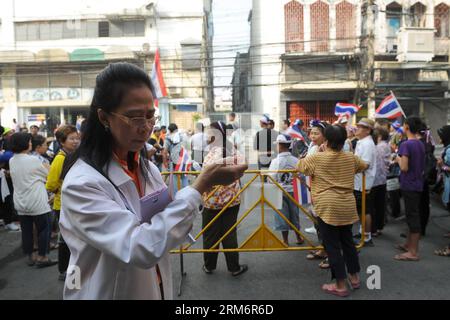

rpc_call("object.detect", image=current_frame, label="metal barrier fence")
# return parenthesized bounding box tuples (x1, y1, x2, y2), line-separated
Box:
(162, 170, 366, 296)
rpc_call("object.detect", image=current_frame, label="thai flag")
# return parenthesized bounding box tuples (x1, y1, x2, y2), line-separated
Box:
(150, 49, 168, 107)
(335, 103, 361, 116)
(375, 92, 406, 119)
(174, 147, 192, 172)
(391, 120, 404, 133)
(286, 126, 305, 141)
(293, 175, 312, 206)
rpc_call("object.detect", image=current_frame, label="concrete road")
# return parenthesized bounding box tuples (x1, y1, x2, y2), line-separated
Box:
(0, 189, 449, 300)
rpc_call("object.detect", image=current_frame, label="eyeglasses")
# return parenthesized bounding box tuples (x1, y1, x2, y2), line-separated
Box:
(110, 112, 156, 128)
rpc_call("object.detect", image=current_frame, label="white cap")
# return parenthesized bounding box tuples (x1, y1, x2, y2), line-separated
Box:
(260, 114, 270, 124)
(274, 134, 292, 145)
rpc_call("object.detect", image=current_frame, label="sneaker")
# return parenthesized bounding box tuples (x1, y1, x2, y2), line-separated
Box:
(5, 223, 20, 232)
(305, 227, 317, 235)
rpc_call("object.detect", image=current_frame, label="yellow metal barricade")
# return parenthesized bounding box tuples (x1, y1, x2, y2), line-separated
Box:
(161, 170, 366, 296)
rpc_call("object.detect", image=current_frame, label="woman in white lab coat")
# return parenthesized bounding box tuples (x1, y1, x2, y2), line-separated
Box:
(59, 62, 247, 300)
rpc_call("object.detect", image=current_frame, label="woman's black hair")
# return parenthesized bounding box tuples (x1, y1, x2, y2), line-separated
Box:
(405, 116, 423, 135)
(311, 120, 329, 135)
(62, 62, 154, 179)
(210, 121, 234, 158)
(438, 125, 450, 147)
(283, 120, 290, 127)
(373, 127, 390, 143)
(324, 125, 347, 151)
(31, 135, 47, 152)
(168, 123, 178, 133)
(10, 132, 32, 154)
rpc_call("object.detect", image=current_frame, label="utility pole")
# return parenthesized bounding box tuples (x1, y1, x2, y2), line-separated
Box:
(363, 0, 376, 118)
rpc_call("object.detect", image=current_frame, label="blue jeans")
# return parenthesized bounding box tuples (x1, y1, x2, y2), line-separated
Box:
(20, 213, 51, 257)
(273, 193, 300, 232)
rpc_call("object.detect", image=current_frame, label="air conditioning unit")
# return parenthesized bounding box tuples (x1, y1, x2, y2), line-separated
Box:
(396, 27, 435, 62)
(169, 87, 182, 97)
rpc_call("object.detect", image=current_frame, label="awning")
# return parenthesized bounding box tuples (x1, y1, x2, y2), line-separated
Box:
(104, 46, 135, 60)
(36, 49, 69, 62)
(281, 81, 364, 92)
(0, 50, 35, 63)
(70, 48, 104, 62)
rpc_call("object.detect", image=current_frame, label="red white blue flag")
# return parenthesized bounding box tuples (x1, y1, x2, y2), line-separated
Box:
(335, 103, 361, 116)
(375, 92, 406, 119)
(293, 175, 312, 205)
(150, 49, 168, 107)
(286, 126, 305, 141)
(174, 147, 192, 172)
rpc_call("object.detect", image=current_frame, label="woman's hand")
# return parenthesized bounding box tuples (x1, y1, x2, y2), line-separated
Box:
(319, 143, 327, 152)
(192, 162, 248, 195)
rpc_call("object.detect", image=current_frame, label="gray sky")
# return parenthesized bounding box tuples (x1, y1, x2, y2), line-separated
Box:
(212, 0, 252, 96)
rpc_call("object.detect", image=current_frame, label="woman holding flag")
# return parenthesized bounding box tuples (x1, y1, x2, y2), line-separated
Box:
(304, 120, 330, 269)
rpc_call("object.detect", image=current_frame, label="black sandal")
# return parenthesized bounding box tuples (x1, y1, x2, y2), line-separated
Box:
(232, 264, 248, 277)
(35, 259, 58, 269)
(319, 258, 330, 269)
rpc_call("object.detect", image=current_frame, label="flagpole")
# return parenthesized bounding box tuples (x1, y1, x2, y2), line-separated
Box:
(390, 91, 407, 118)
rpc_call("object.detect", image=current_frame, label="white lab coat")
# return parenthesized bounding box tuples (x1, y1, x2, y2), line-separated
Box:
(59, 158, 202, 300)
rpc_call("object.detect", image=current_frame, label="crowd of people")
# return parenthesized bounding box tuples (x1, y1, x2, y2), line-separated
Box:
(249, 113, 450, 296)
(0, 62, 449, 300)
(0, 122, 82, 280)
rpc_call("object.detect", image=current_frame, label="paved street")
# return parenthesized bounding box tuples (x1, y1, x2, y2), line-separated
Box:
(0, 187, 449, 300)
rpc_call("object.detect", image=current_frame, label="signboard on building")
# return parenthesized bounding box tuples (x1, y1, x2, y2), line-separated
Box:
(27, 114, 46, 122)
(418, 70, 449, 82)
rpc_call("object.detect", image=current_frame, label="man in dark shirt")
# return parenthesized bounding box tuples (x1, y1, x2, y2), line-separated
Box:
(254, 115, 278, 170)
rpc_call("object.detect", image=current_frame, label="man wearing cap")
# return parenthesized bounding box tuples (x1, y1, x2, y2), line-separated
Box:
(254, 114, 278, 170)
(268, 134, 304, 245)
(354, 118, 377, 246)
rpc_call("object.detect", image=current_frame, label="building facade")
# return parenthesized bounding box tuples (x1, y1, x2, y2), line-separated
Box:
(249, 0, 450, 135)
(231, 52, 251, 113)
(0, 0, 212, 134)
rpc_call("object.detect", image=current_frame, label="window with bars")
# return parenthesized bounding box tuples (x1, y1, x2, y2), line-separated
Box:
(15, 20, 145, 41)
(288, 101, 337, 125)
(336, 1, 356, 51)
(310, 0, 329, 53)
(284, 0, 304, 53)
(409, 2, 426, 28)
(435, 3, 450, 38)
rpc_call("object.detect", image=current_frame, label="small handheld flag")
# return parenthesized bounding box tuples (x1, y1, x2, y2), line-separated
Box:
(335, 103, 361, 116)
(293, 175, 312, 205)
(174, 147, 192, 172)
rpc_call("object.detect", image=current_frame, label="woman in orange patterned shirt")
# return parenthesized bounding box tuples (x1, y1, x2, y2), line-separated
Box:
(201, 121, 248, 277)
